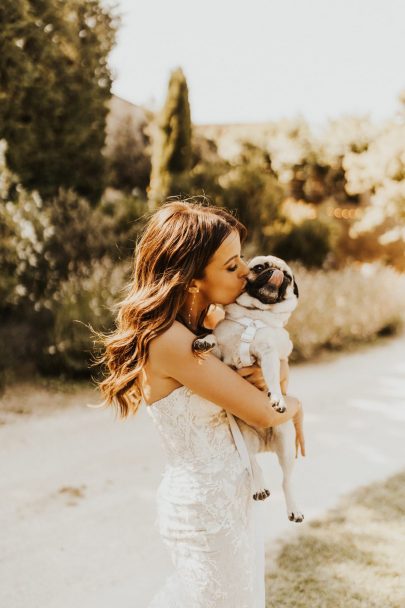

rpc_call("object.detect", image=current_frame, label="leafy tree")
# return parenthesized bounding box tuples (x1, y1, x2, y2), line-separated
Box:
(344, 118, 405, 244)
(264, 117, 366, 206)
(148, 67, 192, 209)
(220, 142, 285, 250)
(0, 141, 146, 380)
(0, 0, 118, 203)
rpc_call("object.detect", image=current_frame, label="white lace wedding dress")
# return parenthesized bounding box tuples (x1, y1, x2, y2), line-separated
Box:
(144, 384, 265, 608)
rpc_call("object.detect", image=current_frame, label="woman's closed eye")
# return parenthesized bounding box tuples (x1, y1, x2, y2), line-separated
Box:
(227, 256, 245, 272)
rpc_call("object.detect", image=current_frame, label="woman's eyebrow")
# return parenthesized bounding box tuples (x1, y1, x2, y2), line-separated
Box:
(223, 254, 239, 266)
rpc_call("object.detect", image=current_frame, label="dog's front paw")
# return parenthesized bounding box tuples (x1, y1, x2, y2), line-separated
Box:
(267, 392, 286, 413)
(288, 510, 304, 523)
(192, 334, 217, 355)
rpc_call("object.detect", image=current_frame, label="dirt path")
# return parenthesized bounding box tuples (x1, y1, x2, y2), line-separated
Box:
(1, 333, 404, 608)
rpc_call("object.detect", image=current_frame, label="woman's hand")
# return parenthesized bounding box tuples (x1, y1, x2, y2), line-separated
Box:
(292, 399, 305, 458)
(236, 361, 289, 394)
(235, 365, 267, 391)
(280, 359, 289, 395)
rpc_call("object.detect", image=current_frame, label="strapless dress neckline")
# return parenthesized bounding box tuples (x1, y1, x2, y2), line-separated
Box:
(144, 385, 189, 408)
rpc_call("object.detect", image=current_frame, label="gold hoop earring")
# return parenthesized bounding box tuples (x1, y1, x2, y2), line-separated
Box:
(188, 287, 199, 327)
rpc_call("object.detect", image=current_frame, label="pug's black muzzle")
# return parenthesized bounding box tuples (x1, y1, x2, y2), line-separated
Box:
(247, 269, 289, 304)
(254, 268, 274, 288)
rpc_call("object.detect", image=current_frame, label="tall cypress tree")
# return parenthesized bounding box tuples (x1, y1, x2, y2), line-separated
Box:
(148, 67, 192, 210)
(0, 0, 117, 204)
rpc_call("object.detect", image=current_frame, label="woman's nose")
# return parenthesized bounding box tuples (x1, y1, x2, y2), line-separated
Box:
(239, 260, 250, 277)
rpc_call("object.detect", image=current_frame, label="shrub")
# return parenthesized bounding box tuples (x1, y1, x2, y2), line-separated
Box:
(0, 174, 50, 310)
(287, 263, 405, 360)
(270, 219, 333, 268)
(37, 258, 130, 376)
(0, 186, 115, 310)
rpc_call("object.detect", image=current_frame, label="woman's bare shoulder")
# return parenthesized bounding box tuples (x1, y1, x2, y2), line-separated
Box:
(148, 320, 193, 365)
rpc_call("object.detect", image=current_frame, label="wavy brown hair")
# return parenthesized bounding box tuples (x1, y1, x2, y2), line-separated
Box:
(94, 198, 247, 418)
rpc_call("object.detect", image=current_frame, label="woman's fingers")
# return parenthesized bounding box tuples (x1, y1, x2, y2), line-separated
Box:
(294, 424, 306, 458)
(237, 363, 288, 393)
(249, 371, 266, 390)
(249, 369, 267, 390)
(235, 366, 266, 390)
(295, 434, 306, 458)
(280, 359, 289, 383)
(235, 366, 254, 377)
(293, 403, 305, 458)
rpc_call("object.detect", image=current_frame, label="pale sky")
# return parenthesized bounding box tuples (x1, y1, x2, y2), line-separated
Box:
(107, 0, 405, 127)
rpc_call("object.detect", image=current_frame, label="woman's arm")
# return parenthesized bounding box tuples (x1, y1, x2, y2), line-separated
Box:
(149, 321, 301, 429)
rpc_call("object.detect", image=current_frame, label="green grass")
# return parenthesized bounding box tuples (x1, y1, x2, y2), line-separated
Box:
(266, 471, 405, 608)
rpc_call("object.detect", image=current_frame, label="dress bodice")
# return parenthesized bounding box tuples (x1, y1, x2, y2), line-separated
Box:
(145, 385, 244, 475)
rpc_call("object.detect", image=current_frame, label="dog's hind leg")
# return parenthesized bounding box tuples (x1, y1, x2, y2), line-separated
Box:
(238, 421, 271, 500)
(273, 423, 304, 523)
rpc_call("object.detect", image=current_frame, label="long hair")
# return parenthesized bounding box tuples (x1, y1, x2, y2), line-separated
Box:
(94, 198, 247, 418)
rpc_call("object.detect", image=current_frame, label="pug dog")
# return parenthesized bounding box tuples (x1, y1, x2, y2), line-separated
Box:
(193, 255, 304, 523)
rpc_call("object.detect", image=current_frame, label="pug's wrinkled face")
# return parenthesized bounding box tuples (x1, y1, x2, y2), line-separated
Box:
(245, 255, 299, 305)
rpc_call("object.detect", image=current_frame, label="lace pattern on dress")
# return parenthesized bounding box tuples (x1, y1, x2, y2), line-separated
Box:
(145, 386, 264, 608)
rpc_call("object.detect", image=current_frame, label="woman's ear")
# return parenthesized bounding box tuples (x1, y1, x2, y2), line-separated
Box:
(187, 284, 200, 294)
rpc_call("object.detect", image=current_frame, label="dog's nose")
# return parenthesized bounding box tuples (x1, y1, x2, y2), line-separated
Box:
(268, 269, 284, 288)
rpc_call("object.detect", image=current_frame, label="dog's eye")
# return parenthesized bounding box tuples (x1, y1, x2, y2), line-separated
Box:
(252, 264, 265, 272)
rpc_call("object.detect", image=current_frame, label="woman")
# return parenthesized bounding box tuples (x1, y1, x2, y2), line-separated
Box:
(96, 199, 303, 608)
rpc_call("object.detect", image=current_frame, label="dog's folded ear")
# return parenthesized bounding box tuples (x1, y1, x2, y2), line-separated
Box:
(293, 279, 299, 298)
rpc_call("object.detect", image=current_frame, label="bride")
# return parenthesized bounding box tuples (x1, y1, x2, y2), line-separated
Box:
(96, 198, 304, 608)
